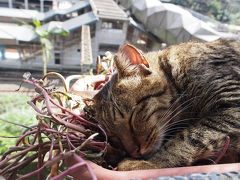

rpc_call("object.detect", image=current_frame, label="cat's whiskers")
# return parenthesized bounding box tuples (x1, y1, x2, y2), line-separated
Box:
(158, 92, 192, 121)
(163, 122, 189, 132)
(163, 119, 196, 134)
(158, 119, 191, 139)
(157, 100, 192, 131)
(165, 127, 186, 134)
(159, 93, 203, 125)
(155, 96, 198, 142)
(164, 117, 199, 131)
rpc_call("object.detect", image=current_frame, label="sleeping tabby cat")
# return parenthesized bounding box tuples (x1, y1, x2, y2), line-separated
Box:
(93, 38, 240, 170)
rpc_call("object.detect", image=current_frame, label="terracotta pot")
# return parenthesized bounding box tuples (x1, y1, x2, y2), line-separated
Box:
(65, 154, 240, 180)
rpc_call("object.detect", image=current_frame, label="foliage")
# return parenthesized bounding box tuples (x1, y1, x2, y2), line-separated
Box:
(0, 94, 37, 154)
(19, 19, 69, 76)
(0, 73, 112, 179)
(168, 0, 240, 25)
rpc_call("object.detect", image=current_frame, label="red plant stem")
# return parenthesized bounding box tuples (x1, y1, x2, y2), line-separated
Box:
(97, 125, 108, 151)
(26, 80, 89, 131)
(50, 98, 97, 127)
(67, 134, 83, 141)
(1, 147, 26, 160)
(37, 126, 43, 180)
(66, 135, 76, 150)
(0, 143, 53, 170)
(42, 128, 86, 145)
(30, 131, 38, 145)
(16, 130, 38, 146)
(25, 79, 107, 141)
(6, 172, 15, 180)
(0, 154, 25, 175)
(23, 80, 53, 115)
(12, 78, 106, 180)
(52, 114, 86, 133)
(91, 141, 106, 147)
(31, 92, 45, 103)
(51, 162, 86, 180)
(16, 151, 73, 180)
(32, 90, 69, 103)
(48, 140, 54, 161)
(57, 113, 72, 118)
(43, 128, 64, 134)
(27, 101, 44, 114)
(39, 121, 50, 128)
(6, 154, 38, 175)
(65, 136, 88, 157)
(0, 118, 32, 130)
(215, 136, 231, 163)
(16, 127, 83, 149)
(16, 160, 54, 179)
(0, 144, 42, 168)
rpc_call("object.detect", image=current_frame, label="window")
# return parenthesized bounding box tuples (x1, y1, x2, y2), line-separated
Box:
(54, 52, 60, 64)
(101, 20, 123, 29)
(99, 44, 119, 54)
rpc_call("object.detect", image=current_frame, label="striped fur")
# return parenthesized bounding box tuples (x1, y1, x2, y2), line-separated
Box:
(93, 38, 240, 170)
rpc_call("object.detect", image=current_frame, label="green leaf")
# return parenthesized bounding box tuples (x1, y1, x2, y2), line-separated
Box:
(49, 27, 69, 36)
(59, 29, 69, 36)
(40, 38, 53, 50)
(35, 27, 49, 37)
(16, 20, 27, 26)
(40, 38, 53, 61)
(33, 19, 42, 28)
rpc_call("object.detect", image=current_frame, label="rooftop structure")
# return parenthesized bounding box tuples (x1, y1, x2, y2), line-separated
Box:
(117, 0, 239, 45)
(0, 0, 237, 74)
(0, 0, 130, 73)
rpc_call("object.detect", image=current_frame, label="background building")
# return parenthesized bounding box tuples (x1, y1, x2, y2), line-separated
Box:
(0, 0, 130, 74)
(0, 0, 238, 74)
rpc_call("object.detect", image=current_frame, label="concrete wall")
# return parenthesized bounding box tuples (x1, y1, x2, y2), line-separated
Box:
(92, 19, 128, 65)
(62, 44, 81, 65)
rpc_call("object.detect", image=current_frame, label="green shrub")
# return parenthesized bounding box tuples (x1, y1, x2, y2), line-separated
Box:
(0, 94, 37, 154)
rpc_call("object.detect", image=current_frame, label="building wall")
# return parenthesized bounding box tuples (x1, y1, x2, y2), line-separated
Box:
(62, 44, 81, 65)
(97, 29, 126, 44)
(92, 19, 128, 65)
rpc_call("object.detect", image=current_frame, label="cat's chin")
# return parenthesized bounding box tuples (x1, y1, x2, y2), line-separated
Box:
(142, 134, 165, 158)
(128, 134, 165, 159)
(129, 146, 158, 160)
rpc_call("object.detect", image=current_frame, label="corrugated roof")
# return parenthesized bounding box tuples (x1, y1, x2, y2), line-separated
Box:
(91, 0, 128, 20)
(0, 8, 41, 22)
(0, 0, 128, 44)
(0, 1, 90, 22)
(0, 22, 36, 42)
(62, 11, 98, 32)
(42, 1, 90, 20)
(0, 11, 98, 43)
(118, 0, 238, 44)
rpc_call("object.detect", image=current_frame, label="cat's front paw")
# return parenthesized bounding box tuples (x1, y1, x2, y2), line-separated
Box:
(118, 158, 158, 171)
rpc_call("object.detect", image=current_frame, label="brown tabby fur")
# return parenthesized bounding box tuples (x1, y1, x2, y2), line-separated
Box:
(93, 38, 240, 170)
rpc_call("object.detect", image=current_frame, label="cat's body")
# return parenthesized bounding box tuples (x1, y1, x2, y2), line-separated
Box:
(93, 38, 240, 170)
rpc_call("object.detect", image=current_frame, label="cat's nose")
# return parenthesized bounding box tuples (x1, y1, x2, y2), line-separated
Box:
(130, 147, 151, 158)
(139, 147, 151, 157)
(130, 149, 141, 158)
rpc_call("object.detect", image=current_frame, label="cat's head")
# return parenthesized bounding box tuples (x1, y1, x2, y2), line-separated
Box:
(93, 45, 177, 158)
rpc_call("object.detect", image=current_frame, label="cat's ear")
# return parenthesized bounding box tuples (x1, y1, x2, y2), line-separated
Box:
(119, 44, 149, 67)
(114, 44, 151, 77)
